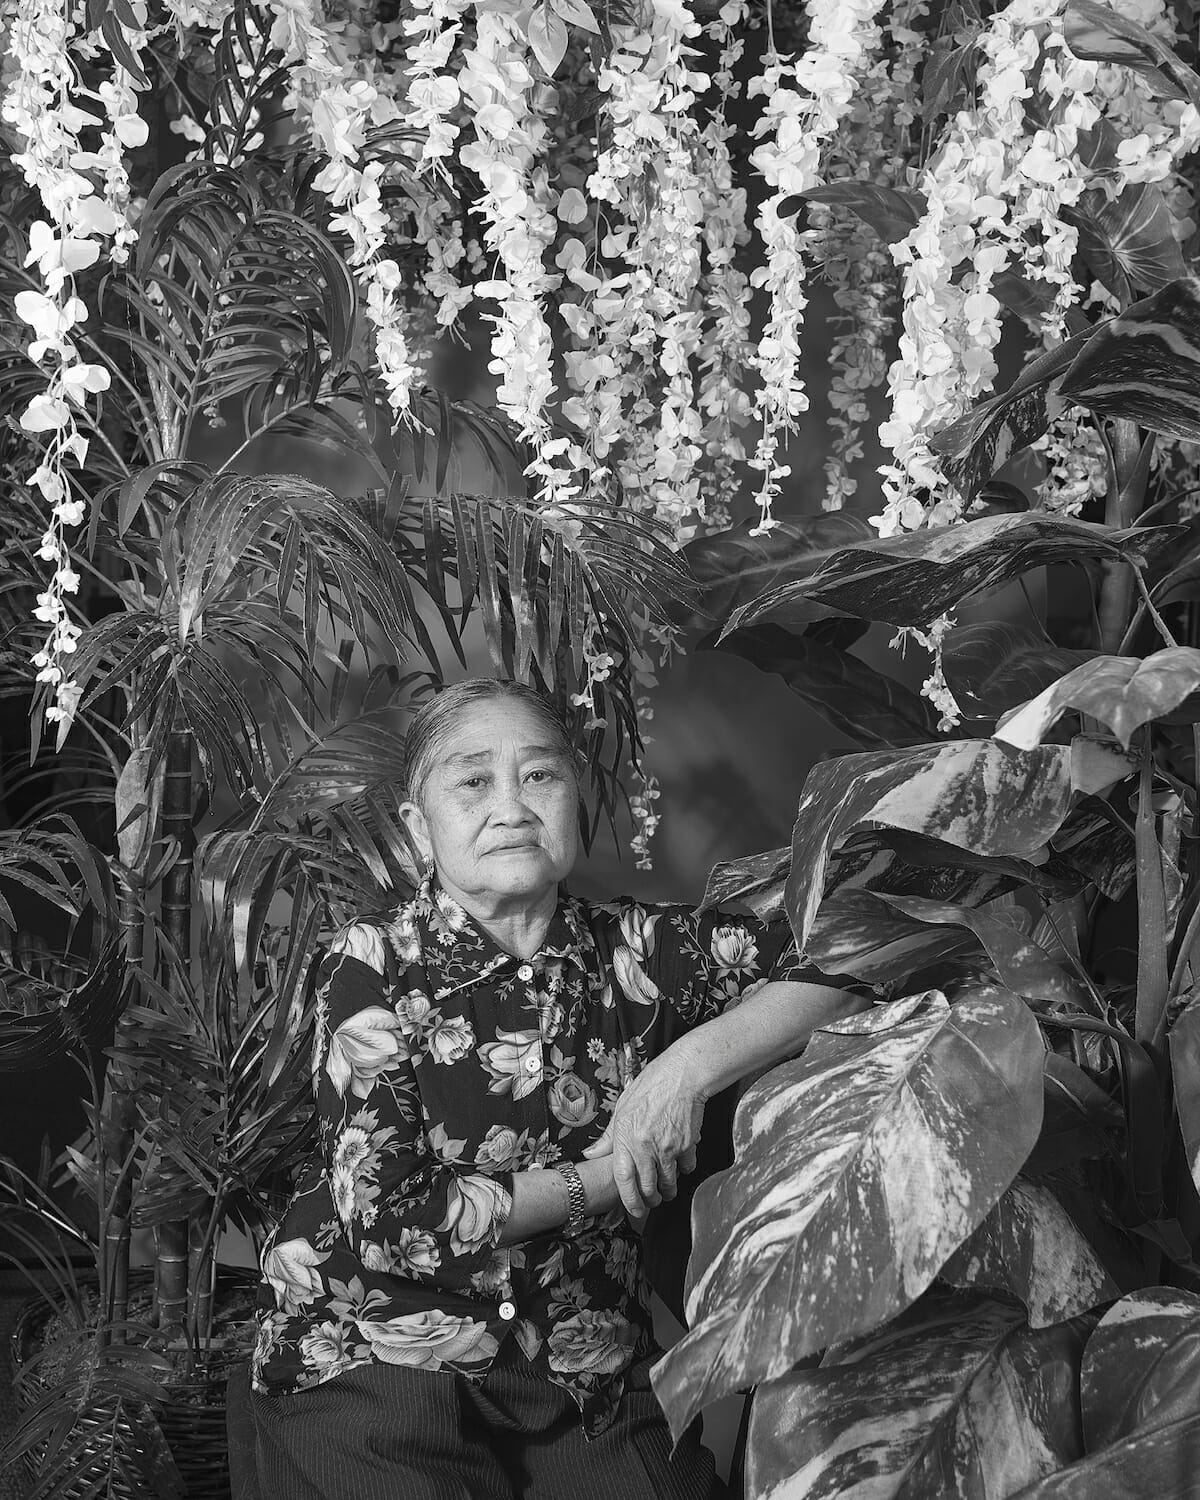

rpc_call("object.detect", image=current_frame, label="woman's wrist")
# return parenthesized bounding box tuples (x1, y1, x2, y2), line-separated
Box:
(575, 1154, 619, 1217)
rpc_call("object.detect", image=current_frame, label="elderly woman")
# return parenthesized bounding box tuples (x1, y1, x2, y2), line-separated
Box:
(247, 679, 863, 1499)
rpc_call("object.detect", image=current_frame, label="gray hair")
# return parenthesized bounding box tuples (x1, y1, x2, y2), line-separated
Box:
(401, 679, 580, 808)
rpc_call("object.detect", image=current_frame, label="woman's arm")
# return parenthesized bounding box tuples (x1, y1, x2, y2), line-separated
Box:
(584, 979, 870, 1219)
(495, 1154, 620, 1246)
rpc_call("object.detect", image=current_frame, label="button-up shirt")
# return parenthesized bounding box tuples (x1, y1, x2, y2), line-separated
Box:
(251, 876, 821, 1438)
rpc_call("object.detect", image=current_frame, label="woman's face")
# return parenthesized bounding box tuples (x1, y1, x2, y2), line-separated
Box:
(399, 699, 580, 914)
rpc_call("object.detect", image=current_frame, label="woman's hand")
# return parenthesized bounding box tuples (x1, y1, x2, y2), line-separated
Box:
(582, 1042, 707, 1221)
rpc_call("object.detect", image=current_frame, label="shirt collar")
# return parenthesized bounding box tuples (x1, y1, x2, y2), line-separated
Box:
(404, 874, 591, 998)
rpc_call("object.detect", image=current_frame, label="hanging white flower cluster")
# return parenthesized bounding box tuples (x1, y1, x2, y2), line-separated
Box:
(875, 0, 1097, 537)
(268, 0, 424, 421)
(3, 0, 147, 732)
(745, 0, 886, 534)
(694, 0, 754, 532)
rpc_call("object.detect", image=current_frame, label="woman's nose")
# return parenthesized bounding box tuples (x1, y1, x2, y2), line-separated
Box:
(488, 781, 535, 822)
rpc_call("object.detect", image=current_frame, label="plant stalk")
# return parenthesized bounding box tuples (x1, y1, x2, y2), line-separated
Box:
(155, 728, 196, 1334)
(1098, 420, 1145, 654)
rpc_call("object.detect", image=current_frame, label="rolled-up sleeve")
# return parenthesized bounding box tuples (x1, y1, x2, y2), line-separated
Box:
(314, 924, 512, 1284)
(609, 902, 858, 1058)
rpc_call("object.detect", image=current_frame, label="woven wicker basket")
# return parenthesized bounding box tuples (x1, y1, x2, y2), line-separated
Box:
(11, 1268, 258, 1500)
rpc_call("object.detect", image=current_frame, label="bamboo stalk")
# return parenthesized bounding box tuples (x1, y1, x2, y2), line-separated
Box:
(155, 728, 197, 1335)
(102, 874, 144, 1327)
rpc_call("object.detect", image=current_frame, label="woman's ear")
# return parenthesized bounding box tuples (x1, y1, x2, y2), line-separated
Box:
(398, 800, 433, 868)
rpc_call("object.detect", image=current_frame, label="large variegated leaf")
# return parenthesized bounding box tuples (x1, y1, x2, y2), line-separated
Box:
(716, 624, 942, 749)
(721, 513, 1175, 632)
(780, 182, 926, 243)
(1168, 994, 1200, 1195)
(869, 894, 1093, 1008)
(680, 513, 874, 634)
(744, 1290, 1085, 1500)
(701, 846, 792, 922)
(942, 623, 1094, 721)
(1063, 0, 1200, 110)
(1060, 278, 1200, 441)
(1013, 1289, 1200, 1497)
(1069, 180, 1189, 305)
(1026, 1053, 1124, 1175)
(784, 737, 1135, 954)
(804, 889, 980, 984)
(651, 987, 1045, 1437)
(940, 1178, 1121, 1326)
(995, 649, 1200, 751)
(699, 828, 1073, 938)
(1081, 1288, 1200, 1449)
(929, 332, 1096, 500)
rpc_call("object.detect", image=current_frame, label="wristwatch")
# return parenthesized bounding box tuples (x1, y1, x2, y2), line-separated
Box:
(554, 1160, 589, 1237)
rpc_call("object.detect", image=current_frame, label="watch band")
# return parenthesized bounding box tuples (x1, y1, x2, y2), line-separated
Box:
(554, 1160, 589, 1237)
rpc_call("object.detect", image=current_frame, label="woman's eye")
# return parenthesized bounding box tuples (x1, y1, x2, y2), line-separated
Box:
(526, 768, 554, 783)
(462, 776, 487, 789)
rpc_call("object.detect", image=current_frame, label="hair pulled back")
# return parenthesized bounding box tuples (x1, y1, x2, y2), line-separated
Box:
(401, 679, 578, 807)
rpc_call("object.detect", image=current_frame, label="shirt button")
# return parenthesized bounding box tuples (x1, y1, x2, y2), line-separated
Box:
(498, 1300, 517, 1321)
(524, 1055, 541, 1074)
(517, 963, 534, 982)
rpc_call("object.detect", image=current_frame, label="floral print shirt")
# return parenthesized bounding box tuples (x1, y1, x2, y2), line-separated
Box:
(251, 876, 821, 1438)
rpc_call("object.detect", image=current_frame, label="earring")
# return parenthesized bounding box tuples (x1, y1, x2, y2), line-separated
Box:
(421, 855, 436, 885)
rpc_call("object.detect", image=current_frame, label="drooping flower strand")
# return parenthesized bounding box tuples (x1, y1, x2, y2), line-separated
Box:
(695, 0, 754, 532)
(809, 0, 922, 510)
(875, 0, 1089, 538)
(3, 0, 151, 732)
(746, 0, 887, 535)
(585, 0, 712, 543)
(269, 0, 422, 422)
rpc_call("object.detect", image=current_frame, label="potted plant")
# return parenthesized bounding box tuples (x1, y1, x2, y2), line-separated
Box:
(652, 206, 1200, 1500)
(0, 25, 686, 1500)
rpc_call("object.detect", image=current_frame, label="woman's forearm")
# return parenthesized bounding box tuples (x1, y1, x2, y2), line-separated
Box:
(680, 979, 871, 1101)
(495, 1155, 620, 1246)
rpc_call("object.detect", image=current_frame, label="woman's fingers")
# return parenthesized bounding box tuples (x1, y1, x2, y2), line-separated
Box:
(634, 1149, 659, 1209)
(657, 1156, 678, 1201)
(613, 1144, 647, 1219)
(582, 1123, 614, 1159)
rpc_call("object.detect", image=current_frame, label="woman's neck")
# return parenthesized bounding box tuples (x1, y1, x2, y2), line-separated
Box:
(442, 882, 559, 961)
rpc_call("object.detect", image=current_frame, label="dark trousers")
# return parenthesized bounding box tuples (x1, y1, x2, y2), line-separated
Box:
(238, 1346, 728, 1500)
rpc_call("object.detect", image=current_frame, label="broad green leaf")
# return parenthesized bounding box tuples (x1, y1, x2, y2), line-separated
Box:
(1063, 0, 1200, 111)
(681, 513, 874, 635)
(652, 986, 1045, 1436)
(700, 847, 791, 922)
(1060, 278, 1200, 441)
(784, 737, 1134, 955)
(1026, 1053, 1124, 1175)
(716, 624, 942, 749)
(1081, 1287, 1200, 1449)
(1049, 798, 1136, 901)
(940, 1178, 1122, 1326)
(779, 182, 926, 244)
(1168, 995, 1200, 1195)
(1013, 1290, 1200, 1497)
(995, 648, 1200, 751)
(527, 4, 569, 74)
(744, 1291, 1085, 1500)
(870, 894, 1093, 1009)
(929, 332, 1096, 500)
(804, 888, 981, 984)
(722, 513, 1176, 632)
(942, 623, 1095, 721)
(1068, 181, 1189, 304)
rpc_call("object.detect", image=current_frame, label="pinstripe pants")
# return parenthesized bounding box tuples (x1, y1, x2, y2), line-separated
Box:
(245, 1344, 727, 1499)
